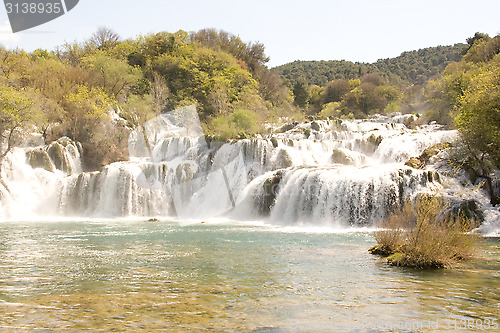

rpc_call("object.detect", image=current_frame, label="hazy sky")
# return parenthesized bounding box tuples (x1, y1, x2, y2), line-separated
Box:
(0, 0, 499, 67)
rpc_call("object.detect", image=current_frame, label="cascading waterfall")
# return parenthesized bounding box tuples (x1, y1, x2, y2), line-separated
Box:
(0, 137, 82, 219)
(233, 165, 441, 226)
(0, 109, 496, 231)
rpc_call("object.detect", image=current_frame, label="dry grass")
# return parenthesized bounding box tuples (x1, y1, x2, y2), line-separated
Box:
(370, 196, 478, 268)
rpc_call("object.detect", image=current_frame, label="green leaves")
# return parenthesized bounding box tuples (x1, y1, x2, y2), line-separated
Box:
(455, 53, 500, 167)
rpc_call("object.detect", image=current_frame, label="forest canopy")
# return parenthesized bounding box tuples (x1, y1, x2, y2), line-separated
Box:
(1, 28, 497, 179)
(0, 28, 294, 169)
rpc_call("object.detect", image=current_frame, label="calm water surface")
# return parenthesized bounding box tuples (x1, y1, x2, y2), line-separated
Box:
(0, 220, 498, 332)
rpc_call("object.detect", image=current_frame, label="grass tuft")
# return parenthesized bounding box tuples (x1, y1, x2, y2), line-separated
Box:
(371, 196, 478, 269)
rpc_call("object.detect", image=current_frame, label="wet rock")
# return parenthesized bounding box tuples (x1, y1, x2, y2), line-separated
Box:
(47, 142, 70, 173)
(443, 199, 484, 228)
(27, 148, 54, 172)
(275, 149, 293, 169)
(260, 170, 284, 215)
(310, 121, 321, 131)
(277, 122, 299, 133)
(367, 134, 383, 147)
(270, 137, 279, 148)
(331, 149, 354, 165)
(368, 244, 394, 256)
(405, 142, 451, 169)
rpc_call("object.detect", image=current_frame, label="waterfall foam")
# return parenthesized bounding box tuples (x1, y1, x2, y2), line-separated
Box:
(0, 109, 497, 233)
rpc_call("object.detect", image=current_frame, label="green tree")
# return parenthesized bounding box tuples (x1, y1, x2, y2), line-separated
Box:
(0, 85, 38, 159)
(455, 54, 500, 168)
(83, 53, 143, 100)
(293, 80, 309, 108)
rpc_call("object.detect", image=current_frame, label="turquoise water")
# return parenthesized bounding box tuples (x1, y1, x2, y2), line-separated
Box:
(0, 220, 498, 332)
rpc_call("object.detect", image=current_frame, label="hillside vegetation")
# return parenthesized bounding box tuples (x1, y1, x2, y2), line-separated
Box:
(425, 33, 500, 205)
(273, 44, 465, 87)
(1, 28, 498, 188)
(0, 28, 294, 170)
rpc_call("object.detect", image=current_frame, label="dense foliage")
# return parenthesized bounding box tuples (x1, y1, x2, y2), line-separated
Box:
(1, 27, 497, 184)
(425, 34, 500, 205)
(0, 28, 294, 169)
(272, 44, 465, 117)
(273, 44, 465, 87)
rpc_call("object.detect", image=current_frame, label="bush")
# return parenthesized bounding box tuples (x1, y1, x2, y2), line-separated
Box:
(370, 196, 478, 268)
(209, 115, 237, 141)
(231, 109, 257, 131)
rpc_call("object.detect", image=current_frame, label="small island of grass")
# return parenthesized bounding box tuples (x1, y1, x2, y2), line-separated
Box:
(370, 196, 479, 269)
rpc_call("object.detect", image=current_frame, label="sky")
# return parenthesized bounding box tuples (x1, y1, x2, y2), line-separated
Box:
(0, 0, 499, 67)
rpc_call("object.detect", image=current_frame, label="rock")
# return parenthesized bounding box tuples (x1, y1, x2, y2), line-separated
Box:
(443, 199, 484, 228)
(275, 149, 293, 169)
(260, 170, 284, 215)
(270, 137, 279, 148)
(27, 148, 55, 172)
(147, 218, 160, 222)
(303, 128, 311, 138)
(367, 134, 383, 147)
(47, 142, 71, 173)
(405, 157, 423, 169)
(368, 245, 394, 256)
(277, 121, 298, 133)
(56, 136, 74, 147)
(310, 121, 321, 131)
(405, 142, 451, 169)
(331, 149, 354, 165)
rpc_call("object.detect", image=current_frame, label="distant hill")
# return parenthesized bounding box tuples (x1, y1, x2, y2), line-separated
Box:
(272, 44, 466, 86)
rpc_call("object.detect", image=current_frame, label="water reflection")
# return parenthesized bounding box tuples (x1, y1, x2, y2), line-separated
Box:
(0, 221, 498, 332)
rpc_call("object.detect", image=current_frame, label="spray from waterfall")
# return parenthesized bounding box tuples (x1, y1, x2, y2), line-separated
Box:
(0, 107, 497, 233)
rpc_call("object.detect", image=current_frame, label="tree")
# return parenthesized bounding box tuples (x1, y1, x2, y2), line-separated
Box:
(60, 86, 127, 169)
(0, 85, 37, 159)
(322, 79, 351, 104)
(465, 32, 490, 53)
(83, 53, 143, 100)
(0, 48, 28, 81)
(293, 80, 309, 108)
(455, 55, 500, 168)
(90, 27, 121, 51)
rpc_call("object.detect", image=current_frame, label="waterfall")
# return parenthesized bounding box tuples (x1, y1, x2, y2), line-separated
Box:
(232, 165, 441, 226)
(0, 110, 497, 231)
(0, 137, 82, 219)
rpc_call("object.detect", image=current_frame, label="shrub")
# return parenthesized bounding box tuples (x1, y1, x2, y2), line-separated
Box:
(370, 196, 478, 268)
(209, 115, 237, 141)
(231, 109, 257, 132)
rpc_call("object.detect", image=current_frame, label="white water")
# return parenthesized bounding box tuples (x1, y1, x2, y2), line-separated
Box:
(1, 111, 498, 232)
